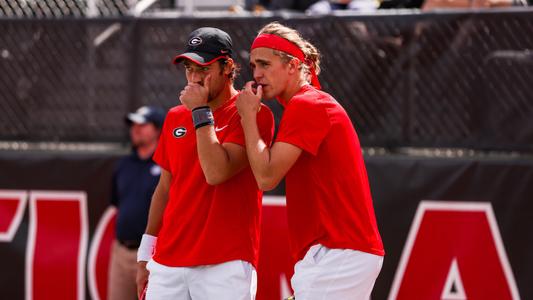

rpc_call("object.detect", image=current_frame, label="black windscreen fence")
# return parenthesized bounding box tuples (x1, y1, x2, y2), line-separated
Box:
(1, 10, 532, 151)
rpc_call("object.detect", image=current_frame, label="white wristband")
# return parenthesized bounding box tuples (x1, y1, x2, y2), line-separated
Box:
(137, 234, 157, 262)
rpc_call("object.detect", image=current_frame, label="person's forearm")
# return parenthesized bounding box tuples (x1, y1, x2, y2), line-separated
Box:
(196, 126, 243, 185)
(145, 181, 169, 235)
(241, 115, 277, 191)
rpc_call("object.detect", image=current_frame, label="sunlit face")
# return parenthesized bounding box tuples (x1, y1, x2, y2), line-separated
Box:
(249, 47, 291, 100)
(130, 123, 159, 148)
(183, 59, 229, 102)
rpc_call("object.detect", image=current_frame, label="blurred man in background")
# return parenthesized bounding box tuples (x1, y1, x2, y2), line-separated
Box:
(108, 105, 166, 300)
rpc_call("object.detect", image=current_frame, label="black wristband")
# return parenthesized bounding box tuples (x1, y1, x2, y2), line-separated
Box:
(192, 106, 214, 129)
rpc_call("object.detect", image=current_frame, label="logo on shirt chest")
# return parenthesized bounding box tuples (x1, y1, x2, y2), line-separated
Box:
(215, 125, 228, 132)
(173, 127, 187, 138)
(150, 165, 161, 176)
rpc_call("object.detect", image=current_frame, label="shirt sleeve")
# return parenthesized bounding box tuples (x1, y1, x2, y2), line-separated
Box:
(224, 104, 275, 147)
(276, 97, 331, 156)
(152, 114, 171, 172)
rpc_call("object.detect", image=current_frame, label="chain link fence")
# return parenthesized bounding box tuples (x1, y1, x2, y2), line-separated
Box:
(1, 10, 533, 151)
(0, 0, 242, 18)
(0, 0, 147, 17)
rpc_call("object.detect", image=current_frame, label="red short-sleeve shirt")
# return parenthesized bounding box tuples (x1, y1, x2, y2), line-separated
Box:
(152, 95, 274, 268)
(276, 85, 385, 262)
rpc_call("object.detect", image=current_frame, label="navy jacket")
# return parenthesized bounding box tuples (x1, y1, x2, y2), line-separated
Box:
(111, 150, 160, 242)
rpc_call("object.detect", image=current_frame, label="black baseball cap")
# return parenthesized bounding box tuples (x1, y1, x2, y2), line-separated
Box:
(173, 27, 233, 66)
(125, 106, 166, 128)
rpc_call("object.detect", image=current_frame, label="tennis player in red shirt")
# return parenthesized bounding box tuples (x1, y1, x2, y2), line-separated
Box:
(135, 27, 274, 300)
(236, 22, 385, 299)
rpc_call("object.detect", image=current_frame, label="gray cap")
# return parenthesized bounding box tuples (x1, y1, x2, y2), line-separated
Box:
(126, 106, 166, 128)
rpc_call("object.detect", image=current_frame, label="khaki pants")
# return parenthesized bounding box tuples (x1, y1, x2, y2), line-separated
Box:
(108, 240, 138, 300)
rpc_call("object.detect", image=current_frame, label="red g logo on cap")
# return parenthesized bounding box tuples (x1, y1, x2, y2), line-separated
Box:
(189, 37, 202, 46)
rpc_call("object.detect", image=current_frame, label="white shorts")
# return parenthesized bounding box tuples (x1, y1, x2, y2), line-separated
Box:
(145, 259, 257, 300)
(291, 244, 383, 300)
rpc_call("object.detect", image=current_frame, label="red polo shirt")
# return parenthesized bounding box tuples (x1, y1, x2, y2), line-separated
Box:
(276, 85, 385, 263)
(152, 95, 274, 268)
